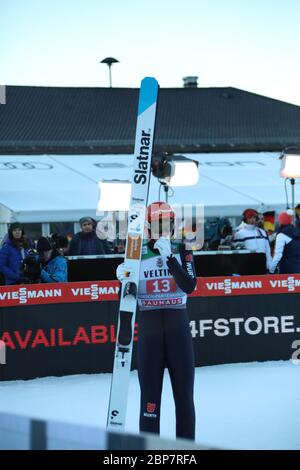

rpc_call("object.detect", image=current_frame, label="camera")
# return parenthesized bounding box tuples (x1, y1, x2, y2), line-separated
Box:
(22, 249, 41, 283)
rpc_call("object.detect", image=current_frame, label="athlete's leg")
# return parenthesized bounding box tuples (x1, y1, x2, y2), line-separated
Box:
(137, 309, 165, 434)
(164, 308, 195, 440)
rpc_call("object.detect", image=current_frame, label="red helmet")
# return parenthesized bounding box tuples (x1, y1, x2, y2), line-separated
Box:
(146, 202, 175, 225)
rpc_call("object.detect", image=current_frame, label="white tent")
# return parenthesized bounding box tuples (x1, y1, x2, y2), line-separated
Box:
(0, 152, 297, 224)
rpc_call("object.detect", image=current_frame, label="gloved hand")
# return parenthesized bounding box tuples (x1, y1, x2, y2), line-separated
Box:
(116, 263, 132, 282)
(154, 237, 172, 259)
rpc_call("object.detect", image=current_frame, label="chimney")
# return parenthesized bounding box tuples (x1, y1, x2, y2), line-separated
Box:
(183, 76, 198, 88)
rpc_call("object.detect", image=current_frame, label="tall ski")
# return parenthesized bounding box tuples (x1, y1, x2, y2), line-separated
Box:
(107, 77, 159, 430)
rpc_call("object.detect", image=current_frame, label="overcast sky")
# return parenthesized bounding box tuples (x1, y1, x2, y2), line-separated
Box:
(1, 0, 300, 105)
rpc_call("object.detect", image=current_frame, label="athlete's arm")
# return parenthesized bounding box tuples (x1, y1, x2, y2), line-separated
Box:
(167, 244, 196, 294)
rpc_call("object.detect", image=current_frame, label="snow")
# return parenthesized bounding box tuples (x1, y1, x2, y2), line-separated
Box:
(0, 360, 300, 450)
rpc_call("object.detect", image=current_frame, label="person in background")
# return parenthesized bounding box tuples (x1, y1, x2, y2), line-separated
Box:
(50, 233, 69, 256)
(0, 222, 31, 285)
(234, 208, 272, 272)
(204, 217, 232, 250)
(262, 211, 276, 254)
(37, 237, 68, 283)
(256, 212, 264, 229)
(68, 217, 111, 255)
(295, 204, 300, 229)
(269, 210, 300, 274)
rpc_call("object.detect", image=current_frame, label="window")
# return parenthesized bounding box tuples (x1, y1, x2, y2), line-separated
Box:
(22, 223, 42, 245)
(49, 222, 75, 240)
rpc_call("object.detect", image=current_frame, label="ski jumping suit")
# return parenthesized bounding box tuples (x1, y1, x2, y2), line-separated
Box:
(137, 240, 196, 440)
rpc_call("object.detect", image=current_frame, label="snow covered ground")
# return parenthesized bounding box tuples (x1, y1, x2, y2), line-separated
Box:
(0, 360, 300, 450)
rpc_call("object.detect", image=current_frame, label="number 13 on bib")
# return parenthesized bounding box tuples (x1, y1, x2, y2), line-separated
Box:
(107, 77, 159, 430)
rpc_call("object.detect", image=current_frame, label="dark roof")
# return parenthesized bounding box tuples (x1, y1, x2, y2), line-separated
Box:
(1, 85, 300, 154)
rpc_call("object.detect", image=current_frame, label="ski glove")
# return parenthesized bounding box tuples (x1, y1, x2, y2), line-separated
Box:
(154, 237, 172, 259)
(116, 263, 132, 282)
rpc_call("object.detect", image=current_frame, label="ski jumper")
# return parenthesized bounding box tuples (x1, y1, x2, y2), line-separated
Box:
(137, 240, 196, 440)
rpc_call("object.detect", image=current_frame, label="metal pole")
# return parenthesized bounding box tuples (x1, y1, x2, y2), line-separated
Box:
(291, 178, 295, 224)
(108, 65, 112, 87)
(163, 184, 169, 202)
(100, 58, 118, 88)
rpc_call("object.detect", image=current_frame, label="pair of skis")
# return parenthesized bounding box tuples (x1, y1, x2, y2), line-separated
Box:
(106, 77, 159, 430)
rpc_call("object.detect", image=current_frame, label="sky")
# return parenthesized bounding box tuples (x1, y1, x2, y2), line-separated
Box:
(1, 0, 300, 105)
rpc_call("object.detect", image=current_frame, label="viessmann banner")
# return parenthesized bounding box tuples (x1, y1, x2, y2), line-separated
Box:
(1, 275, 300, 380)
(1, 274, 300, 308)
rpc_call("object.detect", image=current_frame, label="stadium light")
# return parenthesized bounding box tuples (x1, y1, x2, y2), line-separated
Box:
(151, 154, 199, 202)
(280, 148, 300, 178)
(97, 180, 131, 212)
(97, 155, 200, 210)
(170, 158, 199, 186)
(151, 154, 199, 187)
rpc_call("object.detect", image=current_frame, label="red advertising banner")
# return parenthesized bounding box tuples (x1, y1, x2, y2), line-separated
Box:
(1, 274, 300, 308)
(197, 274, 300, 297)
(0, 281, 120, 308)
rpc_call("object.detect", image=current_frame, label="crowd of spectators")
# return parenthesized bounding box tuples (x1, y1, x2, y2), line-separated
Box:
(0, 216, 112, 286)
(231, 207, 300, 274)
(1, 208, 300, 286)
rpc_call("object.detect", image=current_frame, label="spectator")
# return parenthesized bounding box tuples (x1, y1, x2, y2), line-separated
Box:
(256, 212, 264, 229)
(204, 217, 232, 250)
(269, 211, 300, 274)
(262, 211, 276, 252)
(68, 217, 111, 256)
(50, 233, 69, 256)
(234, 208, 272, 271)
(37, 237, 68, 283)
(295, 204, 300, 229)
(0, 222, 31, 285)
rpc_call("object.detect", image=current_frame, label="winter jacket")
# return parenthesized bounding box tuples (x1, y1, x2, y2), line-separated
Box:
(68, 231, 111, 256)
(40, 254, 68, 283)
(269, 225, 300, 274)
(0, 239, 29, 285)
(234, 223, 272, 270)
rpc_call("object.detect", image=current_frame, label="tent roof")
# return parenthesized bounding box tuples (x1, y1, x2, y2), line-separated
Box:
(0, 152, 296, 223)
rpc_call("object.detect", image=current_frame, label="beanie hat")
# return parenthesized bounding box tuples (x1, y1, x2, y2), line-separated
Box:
(10, 222, 22, 231)
(37, 237, 52, 252)
(278, 211, 293, 226)
(243, 208, 258, 220)
(79, 217, 94, 226)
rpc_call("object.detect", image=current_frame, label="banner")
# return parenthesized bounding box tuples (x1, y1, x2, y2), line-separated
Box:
(1, 288, 300, 380)
(2, 274, 300, 308)
(0, 281, 120, 307)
